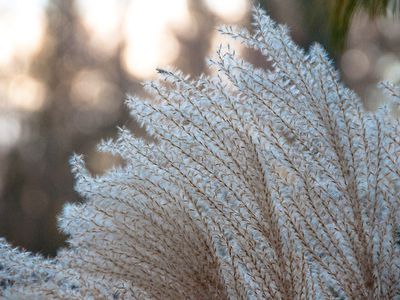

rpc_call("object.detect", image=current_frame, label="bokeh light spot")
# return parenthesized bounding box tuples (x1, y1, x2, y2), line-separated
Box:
(204, 0, 248, 22)
(341, 49, 370, 81)
(122, 0, 191, 79)
(77, 0, 123, 57)
(8, 75, 47, 111)
(0, 0, 46, 67)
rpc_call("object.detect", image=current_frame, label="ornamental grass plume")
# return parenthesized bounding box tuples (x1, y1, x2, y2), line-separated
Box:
(1, 7, 400, 300)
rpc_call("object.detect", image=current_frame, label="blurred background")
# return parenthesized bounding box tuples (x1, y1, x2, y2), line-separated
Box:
(0, 0, 399, 256)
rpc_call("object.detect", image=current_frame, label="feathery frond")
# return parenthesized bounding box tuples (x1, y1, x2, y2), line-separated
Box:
(0, 7, 399, 299)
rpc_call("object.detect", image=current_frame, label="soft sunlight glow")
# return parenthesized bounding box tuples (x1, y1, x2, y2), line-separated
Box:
(122, 0, 191, 79)
(203, 0, 249, 22)
(0, 1, 46, 66)
(77, 0, 124, 57)
(70, 69, 120, 113)
(8, 75, 46, 112)
(76, 0, 249, 80)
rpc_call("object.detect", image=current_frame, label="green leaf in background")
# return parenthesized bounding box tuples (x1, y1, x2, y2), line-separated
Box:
(330, 0, 399, 50)
(258, 0, 399, 53)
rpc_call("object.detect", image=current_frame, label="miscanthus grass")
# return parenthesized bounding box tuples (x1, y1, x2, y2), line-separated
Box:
(1, 7, 399, 300)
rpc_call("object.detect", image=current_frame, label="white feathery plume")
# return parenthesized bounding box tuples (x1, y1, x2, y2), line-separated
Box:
(0, 7, 399, 299)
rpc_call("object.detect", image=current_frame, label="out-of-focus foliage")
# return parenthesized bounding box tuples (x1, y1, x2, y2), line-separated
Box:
(330, 0, 399, 50)
(259, 0, 400, 52)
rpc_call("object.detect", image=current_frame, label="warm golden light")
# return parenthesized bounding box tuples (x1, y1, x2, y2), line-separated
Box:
(204, 0, 249, 22)
(70, 69, 118, 112)
(7, 75, 47, 112)
(77, 0, 124, 57)
(48, 0, 249, 81)
(122, 0, 191, 79)
(0, 1, 46, 67)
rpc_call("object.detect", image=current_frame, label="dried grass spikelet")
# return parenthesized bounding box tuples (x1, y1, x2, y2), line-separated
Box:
(1, 7, 400, 300)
